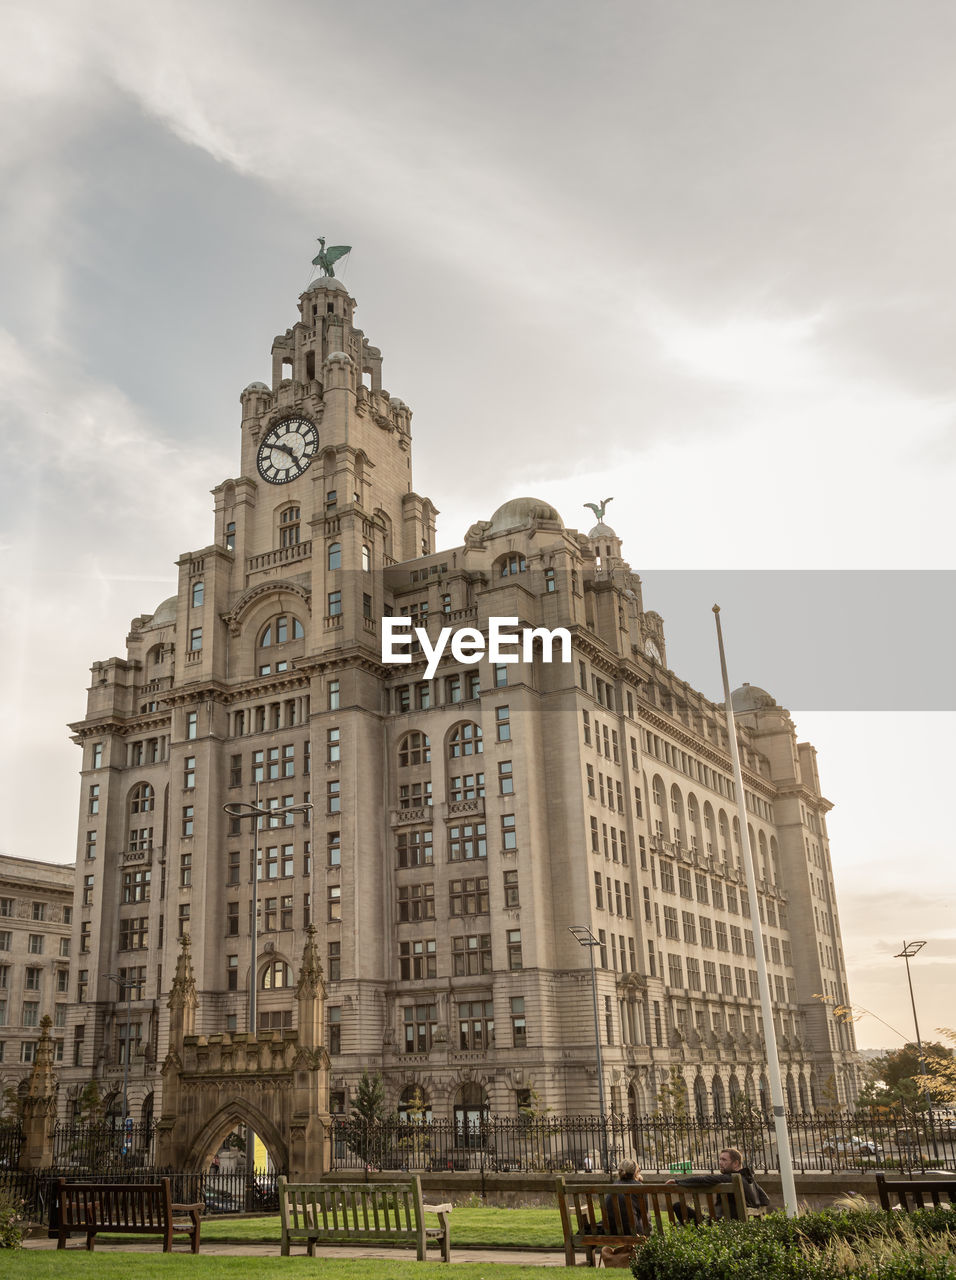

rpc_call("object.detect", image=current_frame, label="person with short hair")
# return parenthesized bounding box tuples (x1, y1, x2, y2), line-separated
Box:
(667, 1147, 770, 1221)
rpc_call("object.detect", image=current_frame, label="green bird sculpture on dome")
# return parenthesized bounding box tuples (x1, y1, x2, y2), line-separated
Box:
(312, 237, 352, 278)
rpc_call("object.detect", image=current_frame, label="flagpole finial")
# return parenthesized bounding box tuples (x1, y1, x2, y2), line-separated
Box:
(712, 604, 721, 614)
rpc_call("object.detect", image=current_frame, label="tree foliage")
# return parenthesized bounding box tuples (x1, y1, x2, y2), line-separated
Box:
(857, 1039, 953, 1108)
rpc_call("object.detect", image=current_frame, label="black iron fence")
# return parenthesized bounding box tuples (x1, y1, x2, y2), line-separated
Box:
(0, 1165, 279, 1223)
(52, 1120, 156, 1170)
(328, 1108, 956, 1176)
(0, 1121, 22, 1170)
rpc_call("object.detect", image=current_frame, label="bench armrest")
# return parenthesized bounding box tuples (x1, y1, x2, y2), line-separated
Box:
(172, 1202, 204, 1215)
(423, 1203, 452, 1214)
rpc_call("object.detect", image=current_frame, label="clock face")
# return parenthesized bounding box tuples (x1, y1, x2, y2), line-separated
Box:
(644, 638, 662, 662)
(256, 417, 319, 484)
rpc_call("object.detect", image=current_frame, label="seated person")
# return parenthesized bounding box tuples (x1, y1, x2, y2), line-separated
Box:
(667, 1146, 770, 1222)
(604, 1159, 649, 1235)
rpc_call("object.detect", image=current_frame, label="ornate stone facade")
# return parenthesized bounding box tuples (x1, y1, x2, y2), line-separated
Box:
(61, 273, 861, 1147)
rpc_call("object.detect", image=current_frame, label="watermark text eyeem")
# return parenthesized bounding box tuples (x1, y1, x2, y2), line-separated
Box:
(382, 617, 572, 679)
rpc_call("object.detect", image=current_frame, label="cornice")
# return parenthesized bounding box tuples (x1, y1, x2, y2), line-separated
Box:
(637, 706, 777, 801)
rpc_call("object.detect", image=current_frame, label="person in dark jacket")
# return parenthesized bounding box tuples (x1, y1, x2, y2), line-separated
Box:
(604, 1159, 649, 1235)
(667, 1147, 770, 1221)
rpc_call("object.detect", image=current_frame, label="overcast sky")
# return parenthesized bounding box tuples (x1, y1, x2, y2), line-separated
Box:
(1, 0, 953, 1051)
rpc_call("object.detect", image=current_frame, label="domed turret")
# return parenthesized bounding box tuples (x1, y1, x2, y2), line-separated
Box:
(731, 683, 777, 712)
(486, 497, 564, 536)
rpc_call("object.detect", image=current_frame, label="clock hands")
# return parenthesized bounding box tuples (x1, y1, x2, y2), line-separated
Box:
(269, 440, 299, 461)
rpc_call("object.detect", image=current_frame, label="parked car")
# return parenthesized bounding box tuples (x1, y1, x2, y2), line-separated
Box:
(201, 1187, 243, 1214)
(821, 1136, 882, 1157)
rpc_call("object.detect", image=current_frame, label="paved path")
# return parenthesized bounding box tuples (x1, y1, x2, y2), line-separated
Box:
(24, 1237, 572, 1265)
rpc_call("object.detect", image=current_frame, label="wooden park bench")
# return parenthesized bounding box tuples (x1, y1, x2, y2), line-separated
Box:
(555, 1172, 754, 1267)
(876, 1172, 956, 1212)
(55, 1177, 203, 1252)
(277, 1175, 452, 1261)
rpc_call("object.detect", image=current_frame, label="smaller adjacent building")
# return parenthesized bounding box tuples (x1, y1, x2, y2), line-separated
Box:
(0, 855, 74, 1094)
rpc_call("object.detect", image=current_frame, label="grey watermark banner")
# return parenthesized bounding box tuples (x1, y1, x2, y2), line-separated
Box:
(639, 570, 954, 712)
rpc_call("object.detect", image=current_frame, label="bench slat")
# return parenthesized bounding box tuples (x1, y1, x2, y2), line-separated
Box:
(279, 1176, 451, 1262)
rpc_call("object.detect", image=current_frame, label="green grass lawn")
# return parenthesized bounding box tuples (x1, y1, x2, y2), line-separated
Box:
(6, 1259, 578, 1280)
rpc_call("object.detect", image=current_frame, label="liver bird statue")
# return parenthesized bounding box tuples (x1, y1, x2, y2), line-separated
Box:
(312, 237, 352, 278)
(584, 497, 614, 521)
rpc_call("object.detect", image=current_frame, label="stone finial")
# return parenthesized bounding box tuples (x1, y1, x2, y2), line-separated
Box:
(25, 1015, 57, 1104)
(168, 933, 198, 1012)
(295, 923, 325, 999)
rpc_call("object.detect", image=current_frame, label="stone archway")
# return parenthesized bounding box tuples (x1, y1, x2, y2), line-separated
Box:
(155, 932, 331, 1180)
(183, 1098, 289, 1174)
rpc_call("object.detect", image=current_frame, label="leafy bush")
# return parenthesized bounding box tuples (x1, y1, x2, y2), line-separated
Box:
(630, 1208, 956, 1280)
(0, 1189, 25, 1249)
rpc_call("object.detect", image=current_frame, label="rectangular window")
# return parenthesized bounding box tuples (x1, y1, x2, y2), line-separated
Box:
(449, 876, 489, 916)
(327, 780, 341, 814)
(326, 729, 340, 763)
(719, 963, 733, 995)
(24, 967, 41, 991)
(451, 934, 491, 976)
(493, 663, 508, 687)
(181, 805, 194, 837)
(704, 960, 718, 993)
(399, 939, 437, 981)
(178, 903, 190, 937)
(180, 853, 192, 887)
(328, 941, 341, 981)
(227, 902, 239, 935)
(189, 627, 202, 651)
(328, 885, 342, 922)
(187, 711, 198, 740)
(715, 920, 729, 951)
(328, 679, 340, 710)
(507, 928, 523, 970)
(403, 1002, 437, 1051)
(327, 591, 342, 617)
(449, 822, 486, 861)
(503, 868, 519, 907)
(459, 998, 495, 1050)
(88, 784, 100, 815)
(397, 882, 435, 922)
(682, 910, 697, 944)
(667, 953, 684, 988)
(119, 917, 148, 950)
(730, 925, 743, 954)
(28, 934, 43, 955)
(501, 814, 517, 850)
(498, 760, 514, 795)
(396, 829, 431, 867)
(496, 705, 511, 741)
(327, 1006, 341, 1054)
(663, 905, 679, 939)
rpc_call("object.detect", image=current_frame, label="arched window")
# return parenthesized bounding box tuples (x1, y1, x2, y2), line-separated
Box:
(260, 614, 305, 647)
(398, 732, 430, 767)
(361, 545, 371, 572)
(448, 722, 482, 758)
(497, 553, 527, 577)
(129, 783, 155, 814)
(711, 1075, 725, 1117)
(453, 1082, 490, 1148)
(693, 1075, 708, 1122)
(261, 960, 294, 989)
(328, 542, 341, 571)
(398, 1086, 432, 1123)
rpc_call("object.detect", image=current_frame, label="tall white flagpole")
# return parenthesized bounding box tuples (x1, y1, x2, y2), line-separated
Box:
(713, 605, 799, 1218)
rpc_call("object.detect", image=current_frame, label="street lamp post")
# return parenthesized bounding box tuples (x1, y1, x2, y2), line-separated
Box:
(104, 972, 133, 1152)
(895, 940, 940, 1163)
(569, 925, 609, 1174)
(223, 787, 312, 1193)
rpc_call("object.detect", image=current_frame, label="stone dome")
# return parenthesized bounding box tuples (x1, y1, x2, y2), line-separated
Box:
(731, 683, 777, 712)
(325, 350, 354, 365)
(243, 381, 269, 393)
(588, 521, 617, 539)
(302, 276, 351, 295)
(487, 497, 564, 535)
(148, 596, 178, 627)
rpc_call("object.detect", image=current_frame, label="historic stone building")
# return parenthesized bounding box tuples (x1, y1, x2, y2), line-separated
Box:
(0, 855, 74, 1094)
(63, 269, 861, 1138)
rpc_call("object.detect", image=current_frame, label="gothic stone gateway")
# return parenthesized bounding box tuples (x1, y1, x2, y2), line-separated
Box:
(156, 931, 331, 1178)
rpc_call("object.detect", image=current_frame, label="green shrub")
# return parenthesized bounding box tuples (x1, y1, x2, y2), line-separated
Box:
(0, 1189, 25, 1249)
(630, 1208, 956, 1280)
